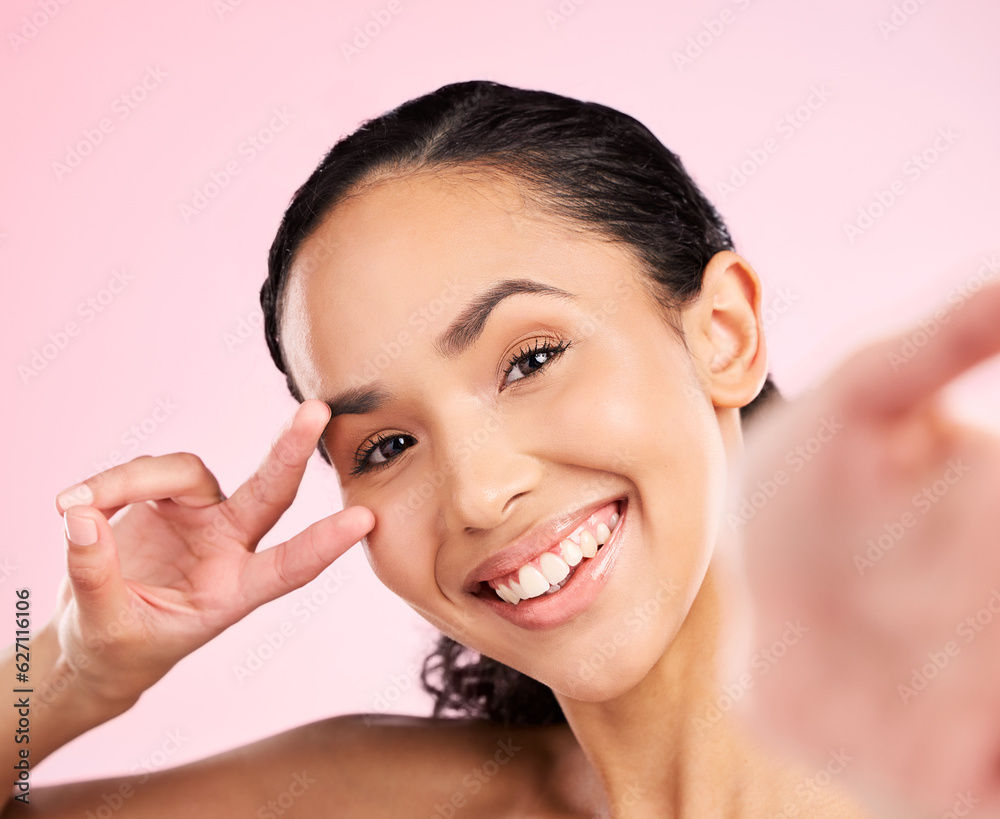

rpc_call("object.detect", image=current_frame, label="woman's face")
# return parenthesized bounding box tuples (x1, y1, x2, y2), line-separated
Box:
(280, 170, 731, 701)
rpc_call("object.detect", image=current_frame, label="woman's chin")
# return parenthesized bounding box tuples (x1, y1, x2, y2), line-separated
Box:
(534, 648, 666, 704)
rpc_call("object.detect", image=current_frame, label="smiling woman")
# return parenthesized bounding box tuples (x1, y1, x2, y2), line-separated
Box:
(259, 80, 791, 732)
(2, 81, 878, 818)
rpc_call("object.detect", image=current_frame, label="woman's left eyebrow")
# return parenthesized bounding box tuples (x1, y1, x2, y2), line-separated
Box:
(433, 278, 576, 359)
(322, 279, 576, 420)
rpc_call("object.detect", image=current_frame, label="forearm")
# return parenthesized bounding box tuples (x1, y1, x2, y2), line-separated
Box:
(2, 612, 133, 812)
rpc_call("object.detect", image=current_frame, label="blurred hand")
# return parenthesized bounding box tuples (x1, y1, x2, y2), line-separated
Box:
(49, 399, 373, 710)
(733, 279, 1000, 814)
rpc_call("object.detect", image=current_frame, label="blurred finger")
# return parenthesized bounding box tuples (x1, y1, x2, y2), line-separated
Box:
(838, 277, 1000, 418)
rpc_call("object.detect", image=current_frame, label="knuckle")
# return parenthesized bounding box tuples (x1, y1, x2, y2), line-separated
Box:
(70, 564, 108, 594)
(272, 550, 296, 592)
(270, 438, 299, 472)
(245, 470, 271, 507)
(175, 451, 209, 474)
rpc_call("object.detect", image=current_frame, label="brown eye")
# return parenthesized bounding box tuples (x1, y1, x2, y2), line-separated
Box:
(352, 433, 414, 476)
(502, 339, 570, 388)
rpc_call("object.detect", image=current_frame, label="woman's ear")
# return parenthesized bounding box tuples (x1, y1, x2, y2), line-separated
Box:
(682, 251, 768, 410)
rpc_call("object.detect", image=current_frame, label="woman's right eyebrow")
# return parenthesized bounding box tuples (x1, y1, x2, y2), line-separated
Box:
(323, 384, 394, 419)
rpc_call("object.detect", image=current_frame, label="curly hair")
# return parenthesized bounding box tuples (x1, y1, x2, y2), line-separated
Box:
(259, 80, 782, 727)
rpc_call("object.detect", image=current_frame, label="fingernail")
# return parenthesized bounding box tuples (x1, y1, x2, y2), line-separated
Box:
(57, 483, 94, 510)
(64, 512, 98, 546)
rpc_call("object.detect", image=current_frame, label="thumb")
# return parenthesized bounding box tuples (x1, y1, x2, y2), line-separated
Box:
(63, 508, 130, 628)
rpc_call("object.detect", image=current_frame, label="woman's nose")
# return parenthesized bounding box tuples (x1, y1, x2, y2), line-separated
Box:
(437, 409, 542, 533)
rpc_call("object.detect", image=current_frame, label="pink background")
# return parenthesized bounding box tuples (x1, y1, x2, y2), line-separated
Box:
(3, 0, 998, 785)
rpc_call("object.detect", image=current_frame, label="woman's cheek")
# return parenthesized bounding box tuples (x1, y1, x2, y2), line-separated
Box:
(353, 491, 433, 600)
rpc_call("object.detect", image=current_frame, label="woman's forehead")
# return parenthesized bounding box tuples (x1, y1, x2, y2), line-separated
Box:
(280, 171, 640, 396)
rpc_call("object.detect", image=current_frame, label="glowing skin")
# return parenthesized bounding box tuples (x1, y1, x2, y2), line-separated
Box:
(282, 170, 725, 693)
(280, 170, 867, 814)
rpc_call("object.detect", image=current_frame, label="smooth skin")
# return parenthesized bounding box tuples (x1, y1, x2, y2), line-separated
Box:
(4, 168, 993, 816)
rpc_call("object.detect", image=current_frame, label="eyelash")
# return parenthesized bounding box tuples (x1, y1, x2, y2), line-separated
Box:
(349, 337, 571, 476)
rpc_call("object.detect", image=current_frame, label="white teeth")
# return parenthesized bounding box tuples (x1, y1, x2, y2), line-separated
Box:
(489, 502, 625, 604)
(538, 552, 570, 585)
(560, 538, 583, 566)
(494, 583, 520, 604)
(517, 565, 550, 598)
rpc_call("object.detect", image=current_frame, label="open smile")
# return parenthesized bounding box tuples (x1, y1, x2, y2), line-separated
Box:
(468, 497, 629, 631)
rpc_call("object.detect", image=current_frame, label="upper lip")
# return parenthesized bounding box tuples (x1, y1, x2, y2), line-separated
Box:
(462, 495, 625, 593)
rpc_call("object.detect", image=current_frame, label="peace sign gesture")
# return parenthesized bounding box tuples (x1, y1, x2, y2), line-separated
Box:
(49, 399, 373, 711)
(735, 275, 1000, 814)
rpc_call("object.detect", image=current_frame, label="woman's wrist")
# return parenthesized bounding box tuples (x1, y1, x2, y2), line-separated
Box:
(31, 617, 139, 739)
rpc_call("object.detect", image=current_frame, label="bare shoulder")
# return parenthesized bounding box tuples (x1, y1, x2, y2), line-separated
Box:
(278, 712, 586, 817)
(20, 713, 585, 819)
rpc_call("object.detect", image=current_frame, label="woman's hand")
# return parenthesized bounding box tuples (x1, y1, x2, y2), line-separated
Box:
(48, 399, 373, 712)
(732, 278, 1000, 814)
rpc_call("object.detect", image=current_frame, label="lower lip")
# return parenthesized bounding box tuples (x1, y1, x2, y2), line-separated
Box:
(472, 498, 629, 631)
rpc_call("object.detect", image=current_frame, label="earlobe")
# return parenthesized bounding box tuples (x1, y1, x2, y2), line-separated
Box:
(686, 251, 768, 409)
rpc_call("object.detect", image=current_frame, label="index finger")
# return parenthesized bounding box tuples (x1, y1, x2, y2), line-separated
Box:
(837, 272, 1000, 418)
(222, 399, 332, 547)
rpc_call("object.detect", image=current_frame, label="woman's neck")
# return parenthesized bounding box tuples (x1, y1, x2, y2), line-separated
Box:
(550, 534, 866, 818)
(553, 558, 754, 815)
